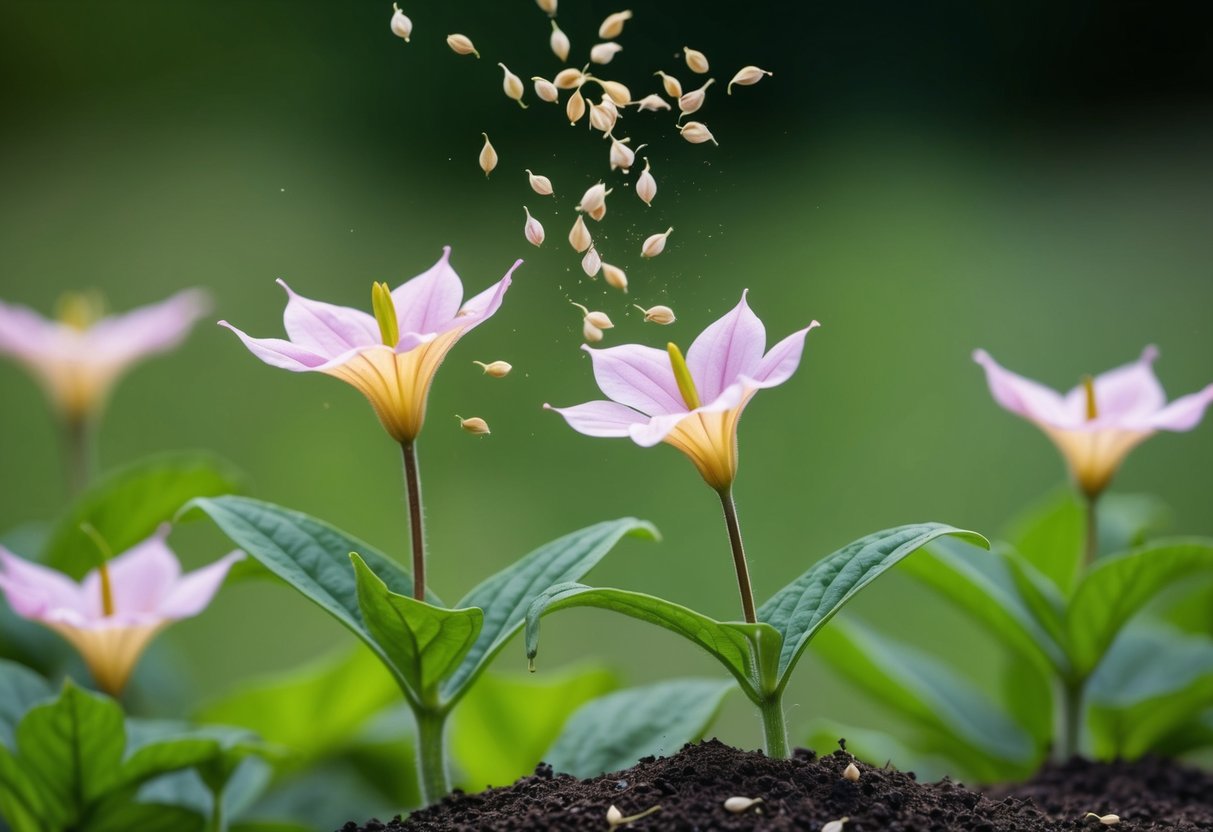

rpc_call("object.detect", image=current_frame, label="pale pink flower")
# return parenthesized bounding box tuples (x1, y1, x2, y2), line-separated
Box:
(974, 346, 1213, 497)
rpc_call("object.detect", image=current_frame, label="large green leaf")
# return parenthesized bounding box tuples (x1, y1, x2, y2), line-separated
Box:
(1002, 550, 1068, 649)
(451, 665, 619, 789)
(0, 660, 53, 749)
(351, 554, 482, 701)
(525, 583, 778, 702)
(545, 678, 733, 778)
(0, 744, 48, 832)
(759, 524, 987, 686)
(86, 798, 207, 832)
(43, 452, 245, 576)
(442, 518, 658, 701)
(1066, 539, 1213, 677)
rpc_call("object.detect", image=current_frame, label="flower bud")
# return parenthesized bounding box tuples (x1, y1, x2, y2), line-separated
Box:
(822, 818, 850, 832)
(678, 78, 715, 119)
(598, 10, 633, 39)
(498, 63, 527, 109)
(678, 120, 718, 145)
(634, 304, 675, 325)
(478, 133, 498, 176)
(525, 169, 554, 196)
(843, 762, 860, 782)
(634, 94, 671, 112)
(683, 45, 709, 73)
(566, 88, 586, 125)
(473, 360, 512, 378)
(583, 320, 604, 343)
(582, 247, 602, 277)
(589, 100, 618, 134)
(390, 5, 412, 41)
(641, 227, 673, 258)
(553, 67, 584, 89)
(523, 206, 545, 247)
(635, 158, 657, 206)
(723, 797, 763, 814)
(457, 416, 491, 435)
(531, 77, 559, 102)
(596, 79, 632, 106)
(590, 42, 623, 65)
(654, 70, 682, 97)
(535, 0, 557, 16)
(578, 182, 609, 215)
(550, 20, 570, 61)
(568, 215, 592, 252)
(601, 262, 628, 292)
(445, 33, 479, 57)
(728, 65, 773, 94)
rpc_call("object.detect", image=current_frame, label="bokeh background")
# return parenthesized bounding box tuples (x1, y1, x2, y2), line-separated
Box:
(2, 0, 1211, 805)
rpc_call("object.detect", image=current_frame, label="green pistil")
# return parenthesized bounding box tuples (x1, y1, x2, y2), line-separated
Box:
(372, 282, 399, 347)
(667, 342, 701, 410)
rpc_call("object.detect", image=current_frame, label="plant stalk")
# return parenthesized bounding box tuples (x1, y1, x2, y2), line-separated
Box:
(1083, 494, 1099, 566)
(64, 413, 95, 496)
(415, 708, 451, 805)
(1054, 678, 1083, 762)
(401, 441, 427, 600)
(208, 786, 226, 832)
(759, 691, 790, 759)
(718, 488, 757, 624)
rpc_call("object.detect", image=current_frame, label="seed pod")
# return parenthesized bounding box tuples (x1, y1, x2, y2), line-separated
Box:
(566, 88, 586, 124)
(525, 169, 554, 196)
(535, 0, 557, 16)
(598, 10, 633, 39)
(843, 763, 860, 782)
(641, 227, 673, 258)
(523, 206, 545, 247)
(678, 78, 715, 119)
(601, 262, 628, 292)
(553, 67, 584, 89)
(478, 133, 498, 176)
(609, 135, 644, 172)
(634, 304, 675, 324)
(568, 215, 592, 252)
(723, 797, 763, 814)
(549, 20, 570, 61)
(678, 120, 718, 145)
(578, 182, 608, 215)
(684, 45, 709, 73)
(473, 360, 512, 378)
(654, 70, 683, 97)
(445, 33, 479, 57)
(581, 247, 602, 277)
(596, 79, 632, 106)
(635, 158, 656, 206)
(458, 416, 491, 435)
(583, 320, 604, 343)
(390, 5, 412, 41)
(634, 94, 671, 112)
(532, 77, 559, 102)
(728, 65, 773, 94)
(822, 818, 850, 832)
(589, 100, 618, 133)
(498, 63, 527, 109)
(590, 42, 624, 65)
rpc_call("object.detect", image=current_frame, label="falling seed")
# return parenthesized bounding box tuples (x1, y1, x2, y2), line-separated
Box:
(634, 94, 671, 112)
(678, 78, 715, 119)
(635, 158, 656, 206)
(568, 215, 592, 252)
(478, 133, 498, 176)
(390, 4, 412, 41)
(571, 301, 614, 330)
(634, 304, 675, 325)
(822, 818, 850, 832)
(683, 45, 709, 73)
(583, 320, 604, 343)
(678, 120, 718, 145)
(609, 135, 644, 172)
(535, 0, 557, 16)
(581, 247, 602, 277)
(590, 42, 624, 65)
(553, 67, 584, 89)
(526, 170, 554, 196)
(566, 88, 587, 124)
(723, 797, 763, 814)
(589, 100, 618, 133)
(641, 227, 673, 258)
(578, 182, 609, 215)
(550, 20, 570, 61)
(498, 63, 527, 108)
(523, 206, 545, 247)
(596, 79, 632, 106)
(728, 65, 773, 94)
(445, 33, 479, 57)
(601, 262, 627, 292)
(458, 416, 491, 435)
(532, 77, 559, 103)
(654, 70, 683, 98)
(1085, 813, 1121, 826)
(598, 10, 633, 39)
(589, 202, 606, 222)
(473, 360, 512, 378)
(843, 762, 860, 782)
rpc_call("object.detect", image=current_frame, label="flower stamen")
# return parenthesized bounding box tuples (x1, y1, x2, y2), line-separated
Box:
(81, 523, 116, 617)
(667, 342, 701, 410)
(1083, 374, 1097, 421)
(371, 282, 399, 348)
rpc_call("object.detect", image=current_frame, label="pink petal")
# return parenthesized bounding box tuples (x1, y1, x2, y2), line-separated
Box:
(1062, 346, 1165, 426)
(626, 383, 748, 447)
(391, 246, 465, 337)
(973, 349, 1073, 427)
(583, 343, 686, 416)
(686, 291, 767, 403)
(0, 548, 88, 619)
(157, 551, 245, 619)
(85, 532, 182, 615)
(1150, 383, 1213, 431)
(0, 299, 59, 363)
(219, 321, 344, 371)
(87, 289, 210, 361)
(751, 321, 820, 389)
(277, 280, 380, 356)
(543, 400, 648, 437)
(435, 259, 521, 338)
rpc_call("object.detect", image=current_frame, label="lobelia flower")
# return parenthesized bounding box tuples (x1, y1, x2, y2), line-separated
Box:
(974, 346, 1213, 498)
(220, 247, 521, 443)
(0, 289, 209, 421)
(0, 529, 243, 696)
(546, 291, 819, 491)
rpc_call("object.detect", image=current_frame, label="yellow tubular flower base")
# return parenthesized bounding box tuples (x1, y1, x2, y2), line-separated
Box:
(662, 408, 745, 493)
(46, 621, 164, 697)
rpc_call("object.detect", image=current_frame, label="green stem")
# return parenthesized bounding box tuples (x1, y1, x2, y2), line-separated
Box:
(1054, 678, 1083, 762)
(64, 414, 95, 496)
(208, 786, 226, 832)
(759, 691, 790, 759)
(415, 708, 451, 805)
(718, 488, 757, 624)
(1083, 494, 1099, 567)
(401, 441, 427, 600)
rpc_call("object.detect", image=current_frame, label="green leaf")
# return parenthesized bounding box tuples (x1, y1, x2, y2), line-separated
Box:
(351, 554, 483, 701)
(758, 523, 987, 687)
(85, 798, 206, 832)
(451, 665, 618, 789)
(1098, 493, 1172, 556)
(526, 583, 776, 702)
(0, 744, 48, 832)
(43, 452, 245, 576)
(443, 518, 658, 701)
(545, 678, 733, 778)
(1066, 539, 1213, 677)
(1001, 549, 1068, 650)
(0, 660, 54, 749)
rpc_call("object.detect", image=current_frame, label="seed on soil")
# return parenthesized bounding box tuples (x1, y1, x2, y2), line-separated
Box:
(473, 360, 512, 378)
(822, 817, 850, 832)
(446, 33, 478, 57)
(606, 803, 662, 828)
(723, 796, 763, 813)
(1084, 813, 1121, 826)
(598, 10, 633, 39)
(843, 762, 860, 782)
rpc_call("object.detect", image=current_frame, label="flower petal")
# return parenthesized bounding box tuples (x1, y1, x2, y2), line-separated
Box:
(751, 321, 820, 389)
(1149, 383, 1213, 431)
(277, 280, 380, 357)
(392, 246, 465, 337)
(543, 400, 648, 437)
(686, 290, 766, 403)
(219, 321, 342, 371)
(973, 349, 1073, 428)
(1063, 345, 1165, 426)
(86, 289, 210, 362)
(437, 259, 521, 338)
(0, 548, 91, 617)
(0, 299, 59, 364)
(86, 531, 182, 616)
(157, 550, 244, 619)
(583, 343, 686, 416)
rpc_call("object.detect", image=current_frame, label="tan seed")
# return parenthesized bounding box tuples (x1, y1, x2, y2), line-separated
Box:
(566, 88, 587, 124)
(498, 63, 527, 108)
(822, 818, 850, 832)
(723, 797, 763, 814)
(478, 133, 497, 176)
(635, 158, 656, 206)
(535, 0, 557, 16)
(598, 10, 633, 39)
(473, 360, 512, 378)
(390, 4, 412, 41)
(553, 67, 584, 89)
(523, 206, 545, 247)
(583, 319, 604, 343)
(532, 77, 559, 103)
(582, 247, 602, 277)
(458, 416, 491, 435)
(445, 33, 479, 57)
(728, 65, 773, 94)
(596, 79, 632, 106)
(550, 20, 570, 61)
(525, 169, 554, 196)
(568, 215, 592, 252)
(678, 78, 715, 119)
(684, 45, 709, 73)
(641, 227, 673, 258)
(843, 763, 860, 782)
(634, 94, 671, 112)
(589, 100, 618, 133)
(590, 42, 624, 65)
(654, 70, 683, 97)
(601, 262, 627, 292)
(678, 120, 718, 145)
(578, 182, 609, 215)
(634, 304, 675, 325)
(570, 301, 614, 330)
(609, 135, 644, 172)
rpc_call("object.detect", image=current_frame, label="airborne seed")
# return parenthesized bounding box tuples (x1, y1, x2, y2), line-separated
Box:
(498, 63, 527, 108)
(728, 65, 773, 94)
(553, 67, 584, 89)
(678, 78, 715, 119)
(596, 79, 632, 107)
(525, 170, 554, 196)
(473, 360, 512, 378)
(635, 158, 656, 206)
(390, 4, 412, 41)
(478, 133, 498, 176)
(582, 247, 602, 277)
(445, 33, 478, 57)
(654, 70, 683, 98)
(568, 215, 593, 253)
(634, 304, 675, 325)
(523, 207, 545, 247)
(535, 0, 557, 16)
(683, 45, 709, 73)
(457, 416, 491, 435)
(601, 263, 628, 292)
(550, 20, 570, 61)
(634, 94, 671, 113)
(532, 77, 559, 103)
(641, 227, 673, 258)
(678, 121, 718, 145)
(590, 42, 624, 65)
(566, 88, 587, 125)
(598, 10, 633, 39)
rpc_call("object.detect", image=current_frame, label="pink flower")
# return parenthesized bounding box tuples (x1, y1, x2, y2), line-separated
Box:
(546, 291, 819, 491)
(974, 346, 1213, 497)
(0, 290, 209, 419)
(0, 529, 242, 696)
(221, 246, 521, 443)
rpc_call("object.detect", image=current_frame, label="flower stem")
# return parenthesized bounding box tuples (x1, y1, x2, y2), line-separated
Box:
(1054, 677, 1083, 762)
(415, 708, 451, 805)
(208, 786, 226, 832)
(760, 690, 790, 759)
(718, 489, 757, 624)
(63, 414, 95, 496)
(401, 441, 427, 601)
(1083, 494, 1099, 566)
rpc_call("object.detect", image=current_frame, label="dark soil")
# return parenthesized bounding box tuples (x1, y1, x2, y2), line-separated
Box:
(341, 740, 1213, 831)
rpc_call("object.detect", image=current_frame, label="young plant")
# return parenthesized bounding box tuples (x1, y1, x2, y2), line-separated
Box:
(533, 291, 985, 757)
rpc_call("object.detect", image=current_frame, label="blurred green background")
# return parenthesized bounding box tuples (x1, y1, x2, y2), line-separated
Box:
(1, 0, 1211, 791)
